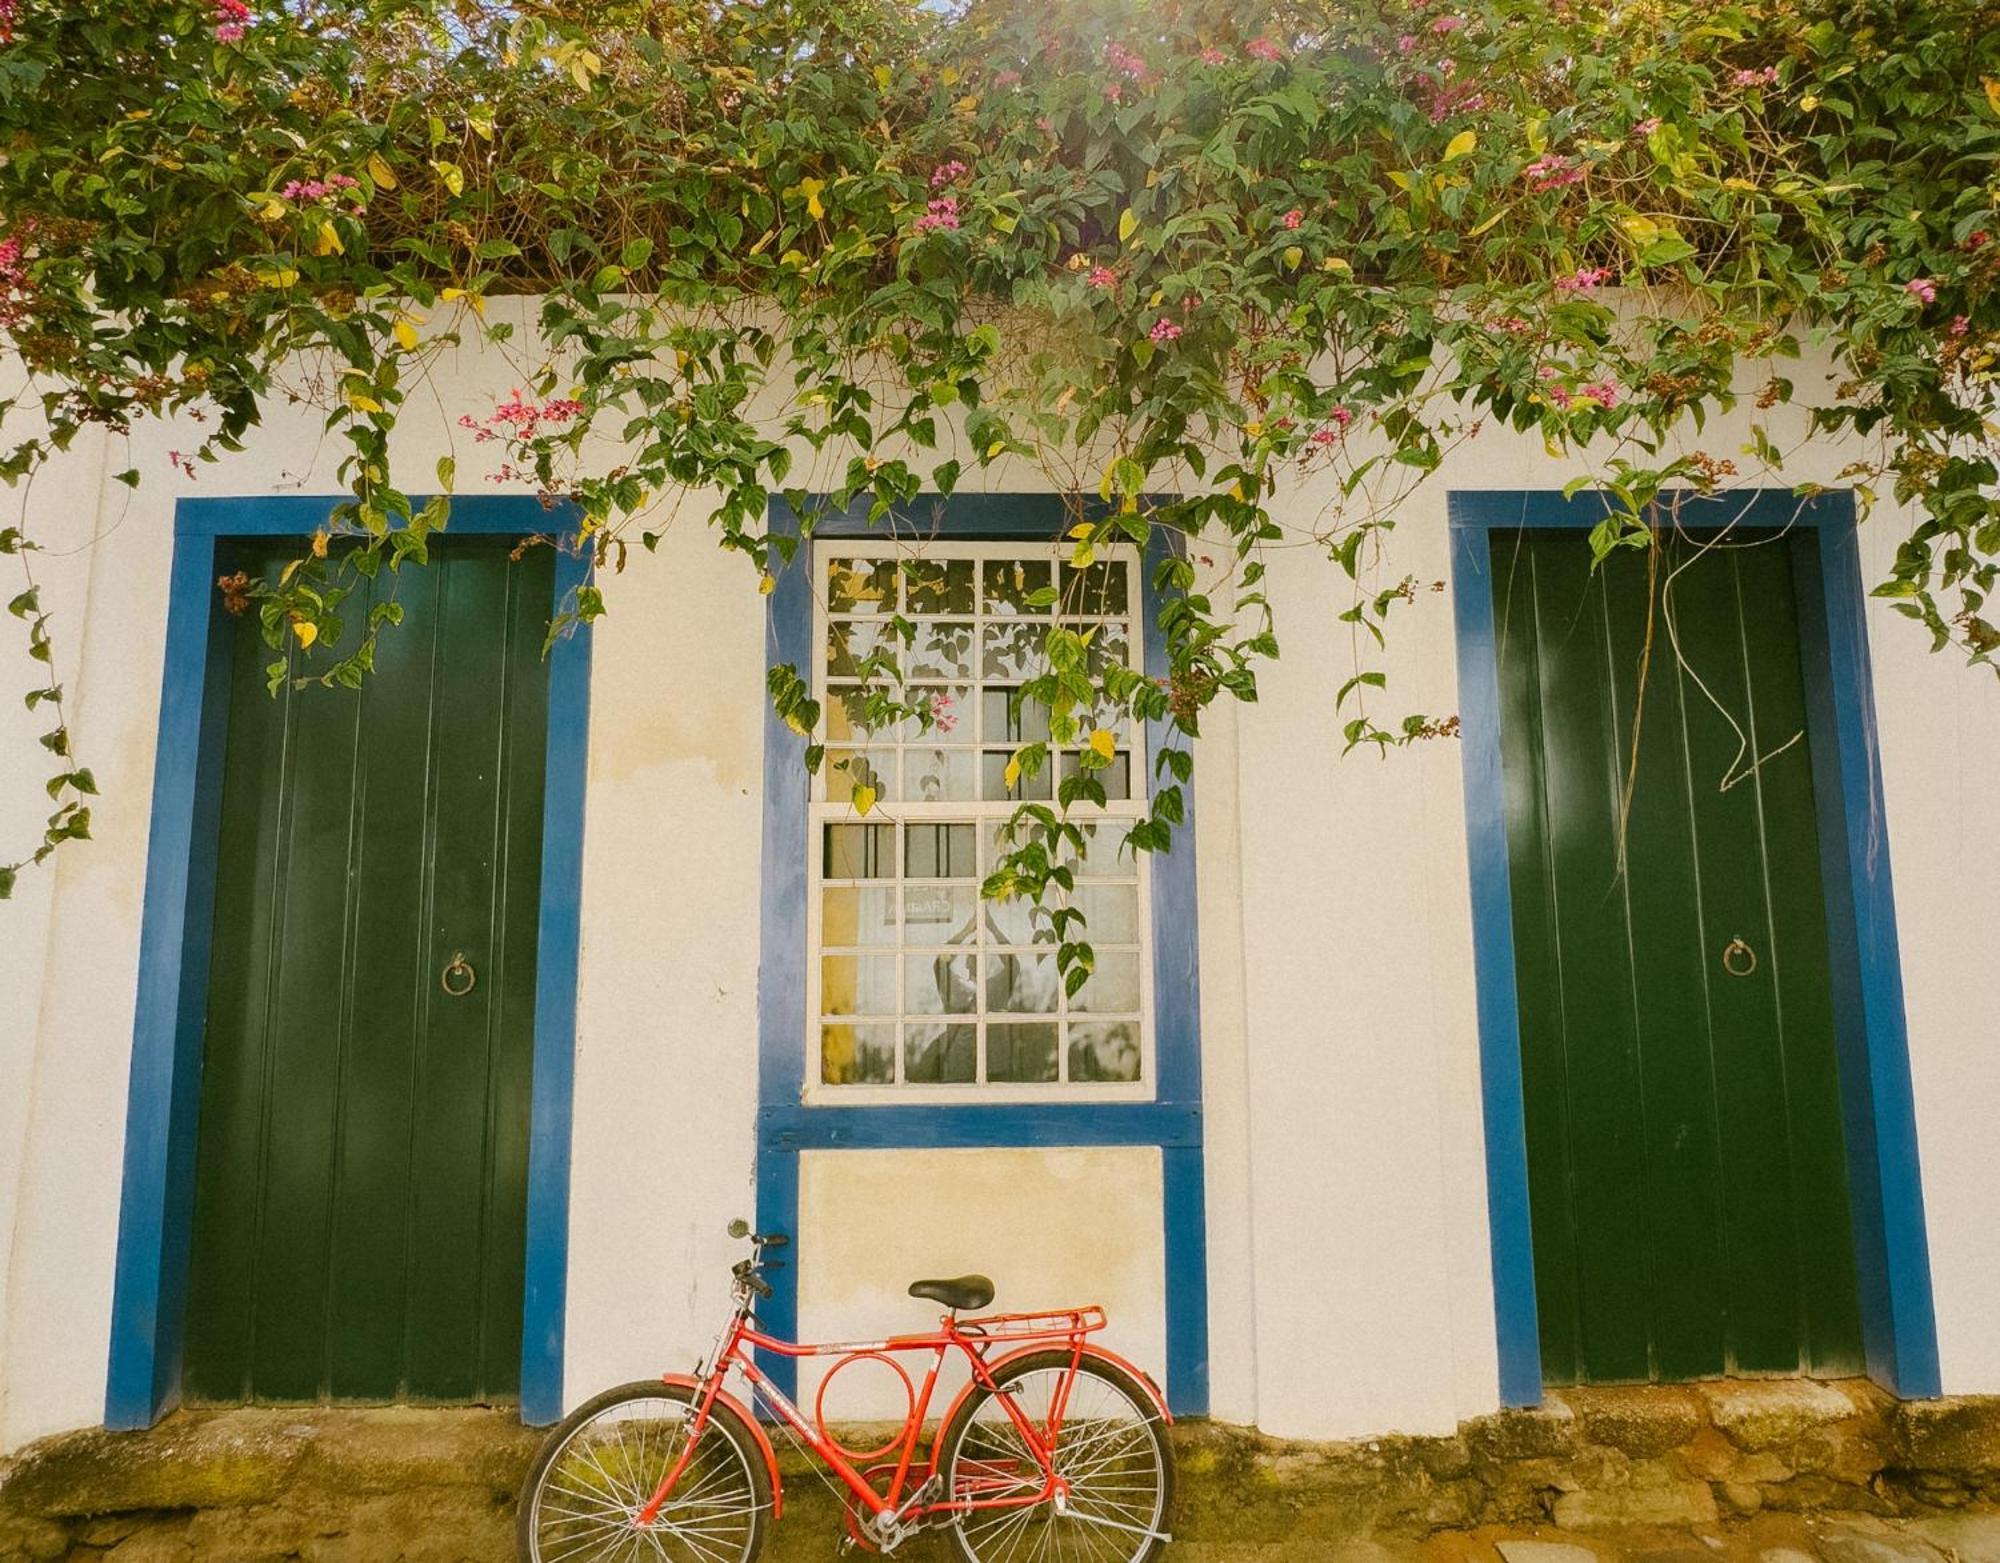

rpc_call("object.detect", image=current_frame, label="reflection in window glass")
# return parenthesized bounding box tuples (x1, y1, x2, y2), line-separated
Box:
(812, 542, 1149, 1091)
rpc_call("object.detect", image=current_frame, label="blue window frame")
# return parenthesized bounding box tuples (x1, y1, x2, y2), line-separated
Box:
(756, 495, 1210, 1413)
(1449, 487, 1941, 1404)
(105, 495, 592, 1428)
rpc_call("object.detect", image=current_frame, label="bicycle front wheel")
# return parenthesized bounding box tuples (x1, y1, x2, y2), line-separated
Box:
(516, 1379, 770, 1563)
(937, 1349, 1174, 1563)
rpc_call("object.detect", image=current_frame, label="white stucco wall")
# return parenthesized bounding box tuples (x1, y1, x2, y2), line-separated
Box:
(2, 307, 1999, 1455)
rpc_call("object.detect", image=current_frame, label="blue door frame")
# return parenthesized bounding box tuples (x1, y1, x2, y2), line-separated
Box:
(756, 495, 1210, 1415)
(1449, 488, 1941, 1404)
(105, 495, 592, 1428)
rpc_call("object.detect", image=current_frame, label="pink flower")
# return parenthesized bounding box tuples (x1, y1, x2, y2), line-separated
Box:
(1632, 116, 1662, 138)
(930, 160, 969, 188)
(1965, 231, 1990, 251)
(1329, 404, 1354, 427)
(168, 450, 196, 479)
(1950, 315, 1971, 338)
(1556, 265, 1613, 293)
(1087, 265, 1118, 290)
(1522, 154, 1585, 191)
(213, 0, 249, 41)
(0, 0, 16, 45)
(1199, 47, 1227, 65)
(1431, 14, 1465, 32)
(1106, 42, 1148, 80)
(930, 692, 958, 732)
(1493, 315, 1534, 335)
(1245, 37, 1283, 61)
(1148, 318, 1183, 344)
(1579, 381, 1620, 409)
(460, 393, 585, 445)
(1282, 208, 1303, 230)
(915, 196, 960, 233)
(1397, 33, 1419, 52)
(993, 70, 1023, 88)
(1906, 277, 1938, 304)
(1729, 65, 1779, 88)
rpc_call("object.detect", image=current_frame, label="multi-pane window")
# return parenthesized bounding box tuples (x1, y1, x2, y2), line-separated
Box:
(809, 542, 1151, 1098)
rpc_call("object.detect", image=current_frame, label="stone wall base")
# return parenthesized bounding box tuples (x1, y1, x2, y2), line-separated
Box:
(3, 1381, 1998, 1561)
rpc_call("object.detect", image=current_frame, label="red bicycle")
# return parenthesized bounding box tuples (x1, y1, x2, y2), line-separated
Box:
(517, 1221, 1176, 1563)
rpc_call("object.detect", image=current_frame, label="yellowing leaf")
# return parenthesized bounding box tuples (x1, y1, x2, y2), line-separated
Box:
(1321, 255, 1352, 273)
(1468, 209, 1506, 236)
(258, 199, 286, 222)
(311, 529, 329, 559)
(1385, 170, 1413, 192)
(345, 389, 384, 414)
(254, 266, 299, 288)
(280, 557, 304, 583)
(1118, 207, 1138, 243)
(315, 221, 344, 256)
(1088, 728, 1115, 760)
(1986, 77, 2000, 115)
(799, 177, 826, 221)
(758, 571, 777, 595)
(366, 152, 397, 190)
(1443, 129, 1477, 162)
(1282, 244, 1303, 270)
(393, 317, 419, 352)
(290, 619, 318, 648)
(986, 439, 1006, 458)
(873, 64, 892, 88)
(853, 784, 878, 815)
(1003, 757, 1022, 790)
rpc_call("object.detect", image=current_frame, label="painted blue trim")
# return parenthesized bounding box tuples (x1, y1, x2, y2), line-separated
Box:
(105, 531, 231, 1428)
(756, 495, 1210, 1414)
(1446, 487, 1941, 1403)
(106, 496, 592, 1429)
(520, 543, 595, 1424)
(1445, 510, 1544, 1408)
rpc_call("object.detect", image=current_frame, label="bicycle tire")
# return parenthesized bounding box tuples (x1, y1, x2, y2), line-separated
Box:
(516, 1378, 772, 1563)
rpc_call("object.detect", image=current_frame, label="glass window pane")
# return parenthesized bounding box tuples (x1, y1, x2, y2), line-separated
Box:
(1064, 619, 1131, 676)
(823, 1024, 896, 1085)
(824, 823, 894, 878)
(1067, 1021, 1140, 1082)
(1067, 820, 1128, 877)
(822, 886, 899, 947)
(982, 687, 1050, 744)
(982, 621, 1046, 681)
(906, 822, 976, 878)
(987, 950, 1059, 1014)
(906, 558, 976, 614)
(989, 1024, 1058, 1083)
(905, 1023, 975, 1083)
(907, 620, 975, 680)
(1069, 882, 1139, 944)
(827, 558, 897, 614)
(822, 954, 898, 1016)
(984, 891, 1053, 948)
(914, 686, 973, 743)
(827, 619, 900, 679)
(1058, 750, 1130, 802)
(1071, 951, 1140, 1013)
(904, 884, 978, 944)
(983, 558, 1052, 615)
(982, 750, 1052, 801)
(906, 747, 977, 803)
(907, 952, 978, 1015)
(827, 747, 897, 802)
(826, 685, 900, 744)
(1061, 560, 1129, 616)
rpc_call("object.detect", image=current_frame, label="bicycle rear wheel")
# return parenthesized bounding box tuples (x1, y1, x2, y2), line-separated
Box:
(937, 1350, 1174, 1563)
(516, 1379, 770, 1563)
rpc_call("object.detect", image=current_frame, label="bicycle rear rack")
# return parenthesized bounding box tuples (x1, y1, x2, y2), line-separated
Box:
(955, 1305, 1107, 1338)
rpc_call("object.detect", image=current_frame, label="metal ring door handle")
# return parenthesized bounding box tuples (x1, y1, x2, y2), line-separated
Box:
(440, 951, 477, 997)
(1721, 937, 1757, 978)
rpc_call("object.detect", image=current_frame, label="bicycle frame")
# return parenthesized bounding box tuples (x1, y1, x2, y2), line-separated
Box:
(635, 1302, 1160, 1534)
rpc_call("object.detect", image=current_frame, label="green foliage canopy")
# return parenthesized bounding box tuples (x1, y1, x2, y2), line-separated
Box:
(0, 0, 1995, 910)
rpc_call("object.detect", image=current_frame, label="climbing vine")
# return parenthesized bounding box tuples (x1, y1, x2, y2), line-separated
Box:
(0, 0, 1996, 924)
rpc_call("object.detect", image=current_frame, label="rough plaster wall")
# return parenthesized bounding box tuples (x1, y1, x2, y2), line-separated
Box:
(0, 311, 1997, 1453)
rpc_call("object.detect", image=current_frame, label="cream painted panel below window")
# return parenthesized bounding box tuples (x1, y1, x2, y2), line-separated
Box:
(795, 1147, 1167, 1422)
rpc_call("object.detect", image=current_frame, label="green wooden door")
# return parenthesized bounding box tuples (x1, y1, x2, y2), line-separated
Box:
(183, 537, 553, 1404)
(1492, 527, 1863, 1384)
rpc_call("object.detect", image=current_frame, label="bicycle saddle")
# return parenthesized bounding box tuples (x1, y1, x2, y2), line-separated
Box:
(908, 1274, 994, 1311)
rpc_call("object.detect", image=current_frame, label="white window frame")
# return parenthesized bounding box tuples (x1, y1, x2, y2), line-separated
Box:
(804, 537, 1156, 1106)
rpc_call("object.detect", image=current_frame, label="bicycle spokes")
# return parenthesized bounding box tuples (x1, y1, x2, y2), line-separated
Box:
(528, 1395, 762, 1563)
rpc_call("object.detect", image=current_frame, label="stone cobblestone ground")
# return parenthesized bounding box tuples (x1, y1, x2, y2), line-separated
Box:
(2, 1383, 1997, 1562)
